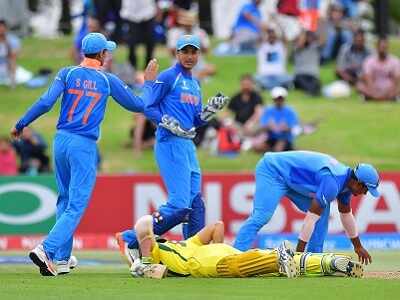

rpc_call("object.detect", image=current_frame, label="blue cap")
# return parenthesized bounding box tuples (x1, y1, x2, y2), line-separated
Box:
(81, 32, 116, 55)
(354, 163, 380, 197)
(176, 34, 201, 50)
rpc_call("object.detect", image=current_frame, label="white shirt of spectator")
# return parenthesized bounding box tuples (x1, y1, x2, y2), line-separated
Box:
(120, 0, 156, 23)
(257, 41, 287, 76)
(0, 34, 20, 82)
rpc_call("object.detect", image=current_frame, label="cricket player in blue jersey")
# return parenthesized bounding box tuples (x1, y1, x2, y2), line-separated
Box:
(10, 32, 159, 276)
(116, 35, 229, 265)
(234, 151, 380, 265)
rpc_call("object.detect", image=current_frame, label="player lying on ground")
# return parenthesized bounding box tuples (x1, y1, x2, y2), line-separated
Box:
(116, 216, 363, 279)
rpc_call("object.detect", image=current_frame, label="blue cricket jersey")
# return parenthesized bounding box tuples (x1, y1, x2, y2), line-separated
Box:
(263, 151, 352, 208)
(259, 106, 299, 142)
(16, 58, 151, 140)
(144, 63, 206, 139)
(232, 2, 261, 34)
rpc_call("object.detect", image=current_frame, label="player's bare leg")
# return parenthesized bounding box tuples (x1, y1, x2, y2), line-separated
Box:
(132, 215, 167, 279)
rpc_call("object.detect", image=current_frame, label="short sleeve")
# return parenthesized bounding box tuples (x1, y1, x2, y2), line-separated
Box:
(315, 172, 340, 209)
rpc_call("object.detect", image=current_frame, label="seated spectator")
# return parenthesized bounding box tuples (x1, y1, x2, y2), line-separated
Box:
(254, 24, 292, 90)
(167, 9, 215, 80)
(12, 127, 50, 175)
(0, 20, 21, 88)
(248, 87, 299, 153)
(227, 74, 264, 134)
(130, 114, 156, 155)
(0, 136, 18, 176)
(319, 2, 353, 63)
(336, 29, 370, 85)
(293, 30, 321, 96)
(356, 37, 400, 101)
(230, 0, 262, 52)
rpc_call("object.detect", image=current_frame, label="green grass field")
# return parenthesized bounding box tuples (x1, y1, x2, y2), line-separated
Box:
(0, 36, 399, 172)
(1, 251, 400, 300)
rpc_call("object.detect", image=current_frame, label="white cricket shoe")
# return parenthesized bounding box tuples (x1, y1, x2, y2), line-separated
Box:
(56, 255, 79, 275)
(277, 240, 298, 278)
(331, 256, 364, 278)
(115, 232, 140, 268)
(130, 260, 168, 279)
(29, 244, 57, 276)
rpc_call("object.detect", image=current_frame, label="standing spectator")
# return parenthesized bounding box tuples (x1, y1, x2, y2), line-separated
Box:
(0, 20, 20, 88)
(254, 24, 292, 90)
(72, 16, 102, 65)
(0, 136, 18, 176)
(293, 30, 321, 96)
(231, 0, 263, 52)
(319, 2, 353, 63)
(92, 0, 122, 42)
(336, 29, 370, 85)
(253, 87, 299, 153)
(357, 38, 400, 101)
(12, 127, 50, 175)
(120, 0, 159, 70)
(227, 74, 263, 134)
(167, 9, 215, 80)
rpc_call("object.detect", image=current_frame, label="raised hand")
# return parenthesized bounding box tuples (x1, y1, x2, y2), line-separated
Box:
(144, 58, 159, 81)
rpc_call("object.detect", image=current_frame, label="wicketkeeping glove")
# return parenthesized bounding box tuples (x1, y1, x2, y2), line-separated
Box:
(159, 115, 196, 139)
(200, 92, 230, 122)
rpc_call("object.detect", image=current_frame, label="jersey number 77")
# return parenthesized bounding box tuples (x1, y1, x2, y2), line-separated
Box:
(67, 88, 102, 124)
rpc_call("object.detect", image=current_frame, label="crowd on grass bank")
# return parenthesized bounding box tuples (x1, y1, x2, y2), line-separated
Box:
(1, 0, 399, 175)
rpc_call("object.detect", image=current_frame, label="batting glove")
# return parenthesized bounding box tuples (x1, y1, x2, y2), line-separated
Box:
(159, 115, 196, 139)
(200, 92, 230, 122)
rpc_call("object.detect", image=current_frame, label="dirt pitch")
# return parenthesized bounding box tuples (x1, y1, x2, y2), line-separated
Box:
(365, 271, 400, 279)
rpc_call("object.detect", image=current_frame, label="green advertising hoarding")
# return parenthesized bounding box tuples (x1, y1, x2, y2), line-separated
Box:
(0, 176, 57, 234)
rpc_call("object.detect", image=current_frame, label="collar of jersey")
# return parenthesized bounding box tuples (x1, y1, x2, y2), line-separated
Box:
(80, 58, 102, 70)
(175, 63, 192, 77)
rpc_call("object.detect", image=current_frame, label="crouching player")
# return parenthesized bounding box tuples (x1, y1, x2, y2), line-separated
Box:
(117, 216, 364, 279)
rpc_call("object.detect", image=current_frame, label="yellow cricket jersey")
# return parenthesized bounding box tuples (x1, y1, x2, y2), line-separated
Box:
(151, 235, 240, 277)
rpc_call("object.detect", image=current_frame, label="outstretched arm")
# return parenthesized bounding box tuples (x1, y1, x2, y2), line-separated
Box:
(11, 69, 66, 139)
(338, 201, 372, 265)
(109, 59, 159, 113)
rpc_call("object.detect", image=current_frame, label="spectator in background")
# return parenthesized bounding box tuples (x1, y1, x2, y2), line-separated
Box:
(12, 127, 50, 175)
(92, 0, 122, 41)
(336, 29, 370, 85)
(130, 114, 156, 155)
(120, 0, 159, 70)
(319, 2, 353, 63)
(167, 9, 215, 81)
(227, 74, 263, 134)
(0, 136, 18, 176)
(293, 30, 321, 96)
(254, 23, 292, 90)
(357, 38, 400, 101)
(253, 87, 298, 153)
(231, 0, 263, 52)
(0, 20, 20, 88)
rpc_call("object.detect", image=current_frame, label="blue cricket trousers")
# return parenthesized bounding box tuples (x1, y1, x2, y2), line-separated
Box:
(43, 131, 97, 261)
(234, 158, 329, 252)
